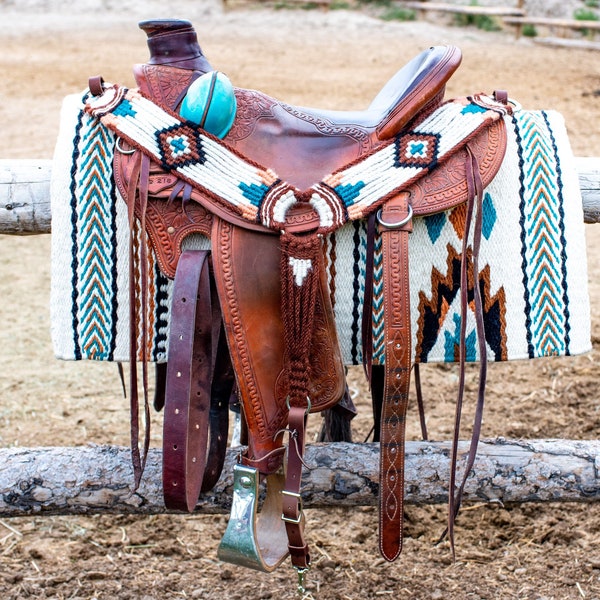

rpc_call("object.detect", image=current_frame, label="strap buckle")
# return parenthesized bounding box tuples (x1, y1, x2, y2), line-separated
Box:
(281, 490, 304, 524)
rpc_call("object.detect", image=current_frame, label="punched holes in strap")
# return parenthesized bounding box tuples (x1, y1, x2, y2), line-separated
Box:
(162, 250, 213, 512)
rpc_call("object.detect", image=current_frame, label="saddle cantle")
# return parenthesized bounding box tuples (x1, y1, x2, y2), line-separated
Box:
(83, 18, 510, 581)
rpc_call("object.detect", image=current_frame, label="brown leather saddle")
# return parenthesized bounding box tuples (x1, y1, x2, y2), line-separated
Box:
(85, 18, 508, 579)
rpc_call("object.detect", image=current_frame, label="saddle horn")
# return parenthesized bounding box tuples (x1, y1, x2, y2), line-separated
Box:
(138, 19, 213, 72)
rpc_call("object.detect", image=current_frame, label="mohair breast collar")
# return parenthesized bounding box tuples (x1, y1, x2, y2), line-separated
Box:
(84, 85, 508, 235)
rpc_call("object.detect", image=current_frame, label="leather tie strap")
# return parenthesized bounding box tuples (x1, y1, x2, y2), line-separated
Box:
(378, 192, 413, 562)
(445, 147, 488, 554)
(127, 151, 151, 491)
(162, 249, 214, 512)
(282, 404, 310, 570)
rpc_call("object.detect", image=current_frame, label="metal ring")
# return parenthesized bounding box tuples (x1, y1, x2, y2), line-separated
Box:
(376, 203, 413, 229)
(116, 137, 136, 155)
(285, 395, 312, 415)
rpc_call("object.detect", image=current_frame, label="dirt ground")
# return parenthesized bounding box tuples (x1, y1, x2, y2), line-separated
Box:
(2, 3, 600, 598)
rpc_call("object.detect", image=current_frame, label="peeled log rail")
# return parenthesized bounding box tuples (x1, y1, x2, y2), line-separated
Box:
(0, 160, 53, 235)
(1, 158, 600, 234)
(2, 158, 600, 518)
(400, 2, 525, 18)
(1, 439, 600, 517)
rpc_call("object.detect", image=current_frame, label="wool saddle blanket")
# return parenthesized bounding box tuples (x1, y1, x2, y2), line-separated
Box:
(50, 91, 591, 365)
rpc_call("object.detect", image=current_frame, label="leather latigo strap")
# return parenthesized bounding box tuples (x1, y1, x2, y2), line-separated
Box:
(362, 121, 507, 561)
(162, 250, 229, 511)
(378, 192, 413, 561)
(282, 405, 310, 569)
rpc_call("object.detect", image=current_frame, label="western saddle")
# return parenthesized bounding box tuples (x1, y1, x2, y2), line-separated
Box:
(83, 18, 509, 585)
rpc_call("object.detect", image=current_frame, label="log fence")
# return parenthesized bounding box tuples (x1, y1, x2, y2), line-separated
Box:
(1, 157, 600, 515)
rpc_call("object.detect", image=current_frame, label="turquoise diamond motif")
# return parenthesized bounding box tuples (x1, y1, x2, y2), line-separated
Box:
(113, 99, 136, 119)
(408, 141, 427, 158)
(156, 124, 203, 169)
(424, 212, 447, 243)
(395, 132, 440, 168)
(482, 192, 497, 240)
(169, 135, 190, 157)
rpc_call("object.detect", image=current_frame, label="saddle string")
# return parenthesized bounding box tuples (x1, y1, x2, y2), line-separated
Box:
(167, 179, 195, 222)
(413, 364, 429, 441)
(361, 212, 378, 386)
(125, 151, 151, 489)
(274, 427, 311, 470)
(139, 155, 153, 478)
(445, 146, 488, 556)
(451, 147, 489, 518)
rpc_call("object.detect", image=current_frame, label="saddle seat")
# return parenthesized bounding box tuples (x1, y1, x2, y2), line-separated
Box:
(227, 45, 461, 189)
(280, 43, 462, 136)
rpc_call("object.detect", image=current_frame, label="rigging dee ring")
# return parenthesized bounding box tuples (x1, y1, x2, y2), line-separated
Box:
(116, 137, 136, 155)
(376, 203, 413, 229)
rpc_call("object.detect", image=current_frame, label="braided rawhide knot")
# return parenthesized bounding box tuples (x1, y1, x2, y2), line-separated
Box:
(280, 231, 322, 409)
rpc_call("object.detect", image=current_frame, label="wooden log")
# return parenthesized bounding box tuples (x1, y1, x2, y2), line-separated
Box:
(503, 16, 600, 31)
(2, 439, 600, 517)
(578, 157, 600, 223)
(0, 160, 52, 235)
(2, 158, 599, 234)
(533, 37, 600, 52)
(503, 17, 600, 42)
(400, 2, 525, 18)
